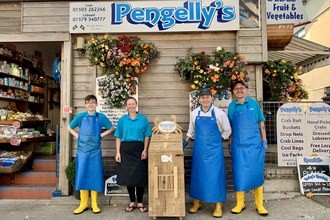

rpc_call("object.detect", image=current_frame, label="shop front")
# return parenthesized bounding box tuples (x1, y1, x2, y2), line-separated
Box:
(1, 0, 268, 198)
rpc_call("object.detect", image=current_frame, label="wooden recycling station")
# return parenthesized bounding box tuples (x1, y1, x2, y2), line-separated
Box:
(148, 115, 185, 220)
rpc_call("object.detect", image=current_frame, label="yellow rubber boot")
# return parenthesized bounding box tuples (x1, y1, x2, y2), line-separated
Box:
(74, 190, 89, 215)
(231, 191, 245, 214)
(188, 199, 202, 213)
(213, 202, 222, 218)
(91, 190, 101, 214)
(254, 185, 268, 216)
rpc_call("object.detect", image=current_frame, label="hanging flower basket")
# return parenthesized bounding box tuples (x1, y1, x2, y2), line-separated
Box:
(85, 34, 160, 108)
(262, 59, 308, 101)
(175, 47, 251, 101)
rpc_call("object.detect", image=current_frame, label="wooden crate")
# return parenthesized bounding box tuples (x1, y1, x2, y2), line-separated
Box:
(148, 117, 185, 219)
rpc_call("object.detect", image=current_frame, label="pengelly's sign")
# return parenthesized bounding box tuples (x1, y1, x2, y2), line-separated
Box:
(277, 103, 330, 167)
(70, 0, 260, 33)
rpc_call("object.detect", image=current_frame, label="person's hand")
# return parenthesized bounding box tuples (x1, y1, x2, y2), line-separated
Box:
(141, 150, 147, 160)
(263, 140, 268, 152)
(115, 153, 121, 163)
(183, 140, 188, 149)
(228, 144, 232, 156)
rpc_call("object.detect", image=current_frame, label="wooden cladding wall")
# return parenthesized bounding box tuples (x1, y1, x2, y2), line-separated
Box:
(70, 32, 258, 157)
(22, 2, 69, 33)
(0, 4, 21, 33)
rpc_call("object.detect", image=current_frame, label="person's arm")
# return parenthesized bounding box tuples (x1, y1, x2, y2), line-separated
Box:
(67, 125, 78, 139)
(259, 121, 267, 141)
(101, 126, 115, 138)
(115, 137, 121, 163)
(141, 136, 150, 160)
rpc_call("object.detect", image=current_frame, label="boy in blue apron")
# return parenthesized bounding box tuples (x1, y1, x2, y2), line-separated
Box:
(67, 95, 114, 215)
(227, 81, 268, 216)
(183, 88, 231, 218)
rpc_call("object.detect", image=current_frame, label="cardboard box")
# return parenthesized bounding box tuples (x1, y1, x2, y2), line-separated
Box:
(34, 142, 56, 154)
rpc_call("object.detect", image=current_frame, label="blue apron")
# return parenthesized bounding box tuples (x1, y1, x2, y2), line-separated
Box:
(231, 104, 264, 192)
(75, 113, 104, 192)
(190, 109, 227, 203)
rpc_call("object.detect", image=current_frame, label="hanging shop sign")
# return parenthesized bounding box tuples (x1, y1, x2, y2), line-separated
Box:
(277, 103, 306, 167)
(297, 156, 330, 195)
(70, 0, 260, 33)
(266, 0, 309, 25)
(96, 76, 138, 127)
(306, 102, 330, 157)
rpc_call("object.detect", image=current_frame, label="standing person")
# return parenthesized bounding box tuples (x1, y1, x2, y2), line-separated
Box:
(228, 81, 268, 216)
(67, 95, 114, 215)
(183, 88, 231, 218)
(115, 97, 152, 213)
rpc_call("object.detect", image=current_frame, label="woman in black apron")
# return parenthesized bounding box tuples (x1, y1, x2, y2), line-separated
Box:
(115, 97, 152, 213)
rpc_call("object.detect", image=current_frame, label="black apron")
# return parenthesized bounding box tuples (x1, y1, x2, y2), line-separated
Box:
(117, 141, 147, 187)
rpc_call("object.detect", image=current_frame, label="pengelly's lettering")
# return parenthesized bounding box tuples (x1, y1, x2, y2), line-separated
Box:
(111, 1, 236, 30)
(280, 106, 302, 113)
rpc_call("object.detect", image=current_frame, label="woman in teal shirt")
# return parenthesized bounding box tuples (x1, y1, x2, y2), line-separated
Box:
(115, 97, 152, 213)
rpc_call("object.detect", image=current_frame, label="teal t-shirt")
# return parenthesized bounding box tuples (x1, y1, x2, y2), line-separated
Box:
(114, 112, 152, 142)
(227, 97, 265, 125)
(69, 111, 112, 129)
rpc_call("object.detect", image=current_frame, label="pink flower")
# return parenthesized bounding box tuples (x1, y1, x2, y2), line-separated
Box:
(227, 87, 231, 90)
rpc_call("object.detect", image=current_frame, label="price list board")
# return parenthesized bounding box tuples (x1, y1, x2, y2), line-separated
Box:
(297, 156, 330, 195)
(306, 102, 330, 157)
(277, 103, 306, 166)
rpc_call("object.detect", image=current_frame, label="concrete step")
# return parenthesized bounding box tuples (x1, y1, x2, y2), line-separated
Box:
(0, 182, 57, 199)
(15, 170, 57, 183)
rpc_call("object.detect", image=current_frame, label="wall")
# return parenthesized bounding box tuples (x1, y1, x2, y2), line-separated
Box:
(0, 3, 21, 33)
(300, 8, 330, 101)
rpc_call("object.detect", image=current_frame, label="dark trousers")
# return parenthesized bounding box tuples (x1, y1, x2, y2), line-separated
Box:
(127, 187, 145, 203)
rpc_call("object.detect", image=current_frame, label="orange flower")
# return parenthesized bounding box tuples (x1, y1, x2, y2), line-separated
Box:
(211, 76, 216, 82)
(273, 73, 277, 77)
(231, 75, 236, 80)
(214, 74, 219, 78)
(220, 68, 223, 71)
(130, 77, 134, 80)
(291, 85, 296, 90)
(240, 73, 245, 78)
(226, 61, 230, 65)
(127, 59, 131, 64)
(115, 71, 119, 75)
(135, 68, 140, 73)
(127, 78, 131, 82)
(140, 44, 144, 47)
(150, 45, 153, 48)
(196, 66, 200, 70)
(211, 89, 217, 95)
(234, 56, 237, 60)
(119, 61, 123, 67)
(144, 66, 147, 70)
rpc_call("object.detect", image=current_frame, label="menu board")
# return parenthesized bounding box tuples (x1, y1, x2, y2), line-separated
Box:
(297, 156, 330, 195)
(277, 103, 306, 166)
(306, 102, 330, 157)
(104, 175, 128, 196)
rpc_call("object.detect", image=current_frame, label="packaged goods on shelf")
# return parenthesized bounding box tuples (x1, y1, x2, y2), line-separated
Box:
(34, 142, 55, 155)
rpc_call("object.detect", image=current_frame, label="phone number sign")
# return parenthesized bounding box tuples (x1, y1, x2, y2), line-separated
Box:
(70, 2, 111, 33)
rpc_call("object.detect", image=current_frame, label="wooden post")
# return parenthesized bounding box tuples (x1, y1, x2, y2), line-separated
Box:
(154, 167, 158, 198)
(261, 0, 268, 62)
(256, 65, 263, 102)
(174, 167, 178, 198)
(58, 35, 73, 195)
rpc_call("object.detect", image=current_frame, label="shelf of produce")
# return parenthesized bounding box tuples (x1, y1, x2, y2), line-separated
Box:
(0, 54, 22, 65)
(0, 97, 27, 103)
(0, 72, 28, 82)
(0, 135, 56, 143)
(0, 84, 28, 92)
(0, 121, 47, 126)
(0, 154, 33, 175)
(29, 82, 45, 87)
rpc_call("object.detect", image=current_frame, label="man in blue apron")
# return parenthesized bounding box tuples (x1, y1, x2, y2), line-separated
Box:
(67, 95, 114, 215)
(227, 81, 268, 216)
(183, 88, 231, 218)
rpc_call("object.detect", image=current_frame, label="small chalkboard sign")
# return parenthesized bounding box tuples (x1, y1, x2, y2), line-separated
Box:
(297, 156, 330, 195)
(104, 175, 129, 196)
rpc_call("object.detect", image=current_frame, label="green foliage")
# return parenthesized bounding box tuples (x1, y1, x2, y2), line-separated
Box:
(35, 126, 47, 135)
(65, 160, 76, 186)
(263, 59, 309, 101)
